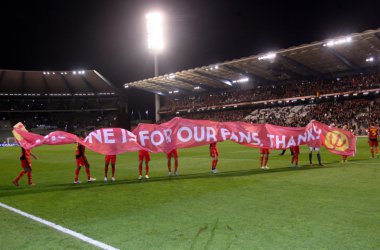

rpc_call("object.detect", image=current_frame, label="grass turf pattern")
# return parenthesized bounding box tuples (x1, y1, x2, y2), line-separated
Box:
(0, 138, 379, 249)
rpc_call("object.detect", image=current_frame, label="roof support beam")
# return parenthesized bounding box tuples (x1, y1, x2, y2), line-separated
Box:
(148, 81, 193, 95)
(175, 77, 215, 91)
(0, 71, 5, 92)
(21, 72, 26, 94)
(326, 48, 362, 73)
(60, 75, 74, 95)
(80, 76, 98, 94)
(42, 75, 51, 94)
(277, 54, 324, 78)
(93, 70, 128, 99)
(375, 32, 380, 41)
(270, 63, 306, 79)
(129, 85, 167, 96)
(223, 65, 272, 84)
(194, 70, 233, 87)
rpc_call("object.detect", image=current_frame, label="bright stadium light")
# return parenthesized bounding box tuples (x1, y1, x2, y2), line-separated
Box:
(194, 86, 200, 90)
(146, 12, 164, 52)
(366, 57, 374, 62)
(323, 36, 352, 47)
(258, 53, 276, 60)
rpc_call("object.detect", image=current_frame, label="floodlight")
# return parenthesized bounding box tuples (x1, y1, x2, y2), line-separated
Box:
(146, 12, 164, 52)
(258, 53, 276, 60)
(366, 57, 374, 62)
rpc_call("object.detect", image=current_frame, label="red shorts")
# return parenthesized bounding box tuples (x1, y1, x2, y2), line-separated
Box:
(260, 148, 270, 155)
(21, 160, 31, 168)
(210, 148, 219, 157)
(291, 146, 300, 154)
(166, 149, 178, 159)
(138, 150, 151, 161)
(105, 155, 116, 164)
(369, 139, 378, 147)
(76, 156, 89, 167)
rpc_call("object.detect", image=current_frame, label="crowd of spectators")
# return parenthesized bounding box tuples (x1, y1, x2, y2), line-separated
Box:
(162, 97, 379, 135)
(160, 72, 380, 113)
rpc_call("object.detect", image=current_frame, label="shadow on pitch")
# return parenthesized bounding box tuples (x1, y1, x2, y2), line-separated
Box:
(0, 163, 333, 198)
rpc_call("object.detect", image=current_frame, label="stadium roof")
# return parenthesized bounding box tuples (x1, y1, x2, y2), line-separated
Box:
(124, 28, 380, 96)
(0, 69, 120, 97)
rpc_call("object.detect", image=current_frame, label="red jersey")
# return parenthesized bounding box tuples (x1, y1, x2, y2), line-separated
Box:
(76, 143, 86, 158)
(368, 126, 379, 140)
(209, 143, 219, 157)
(20, 147, 31, 168)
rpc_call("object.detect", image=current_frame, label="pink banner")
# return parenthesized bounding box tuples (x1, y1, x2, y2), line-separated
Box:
(12, 118, 356, 156)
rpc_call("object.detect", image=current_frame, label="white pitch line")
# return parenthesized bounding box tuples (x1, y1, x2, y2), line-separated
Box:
(0, 202, 119, 250)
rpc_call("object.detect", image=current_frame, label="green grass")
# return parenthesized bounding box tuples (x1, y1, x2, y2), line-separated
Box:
(0, 138, 379, 249)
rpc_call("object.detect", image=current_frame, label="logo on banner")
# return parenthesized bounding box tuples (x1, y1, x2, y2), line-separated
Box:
(324, 131, 349, 151)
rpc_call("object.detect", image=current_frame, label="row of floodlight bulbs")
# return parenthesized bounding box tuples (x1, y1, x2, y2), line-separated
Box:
(43, 71, 86, 75)
(0, 92, 115, 96)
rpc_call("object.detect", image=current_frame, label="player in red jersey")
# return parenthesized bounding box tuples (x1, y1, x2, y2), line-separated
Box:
(259, 148, 270, 169)
(210, 142, 219, 173)
(74, 131, 96, 184)
(290, 146, 300, 167)
(138, 149, 150, 179)
(104, 155, 117, 182)
(368, 122, 379, 158)
(12, 147, 38, 187)
(341, 124, 350, 163)
(166, 148, 179, 176)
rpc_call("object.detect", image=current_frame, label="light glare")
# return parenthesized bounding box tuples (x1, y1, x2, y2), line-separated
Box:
(146, 12, 164, 52)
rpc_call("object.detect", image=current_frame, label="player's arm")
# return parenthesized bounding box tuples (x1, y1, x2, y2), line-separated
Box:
(30, 152, 38, 160)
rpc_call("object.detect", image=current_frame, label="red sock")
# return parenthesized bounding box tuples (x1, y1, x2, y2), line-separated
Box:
(211, 160, 216, 169)
(371, 149, 374, 157)
(85, 167, 91, 179)
(295, 155, 299, 165)
(138, 162, 143, 175)
(168, 160, 172, 172)
(27, 172, 32, 184)
(174, 159, 178, 172)
(376, 148, 379, 155)
(15, 171, 26, 182)
(111, 165, 115, 177)
(104, 165, 108, 177)
(74, 167, 81, 181)
(214, 159, 218, 168)
(145, 164, 149, 175)
(260, 156, 263, 167)
(264, 156, 269, 166)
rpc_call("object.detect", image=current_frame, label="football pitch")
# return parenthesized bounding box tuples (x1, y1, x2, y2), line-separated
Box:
(0, 138, 379, 249)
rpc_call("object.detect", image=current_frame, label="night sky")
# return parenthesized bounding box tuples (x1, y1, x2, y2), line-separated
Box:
(1, 0, 380, 113)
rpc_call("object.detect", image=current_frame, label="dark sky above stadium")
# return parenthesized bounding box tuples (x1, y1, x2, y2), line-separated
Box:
(1, 0, 380, 112)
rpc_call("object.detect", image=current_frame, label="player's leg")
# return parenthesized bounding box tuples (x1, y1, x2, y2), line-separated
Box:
(138, 160, 143, 179)
(375, 141, 379, 158)
(315, 148, 323, 166)
(260, 153, 264, 169)
(111, 163, 116, 181)
(167, 155, 172, 176)
(145, 160, 150, 179)
(309, 147, 313, 165)
(104, 160, 109, 182)
(174, 156, 179, 176)
(26, 167, 34, 186)
(264, 153, 269, 169)
(74, 165, 81, 183)
(294, 153, 299, 167)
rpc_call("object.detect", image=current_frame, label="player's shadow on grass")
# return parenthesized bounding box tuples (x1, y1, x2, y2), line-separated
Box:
(0, 164, 329, 197)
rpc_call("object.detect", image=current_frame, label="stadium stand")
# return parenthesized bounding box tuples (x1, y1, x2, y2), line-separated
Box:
(124, 28, 380, 134)
(0, 69, 127, 141)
